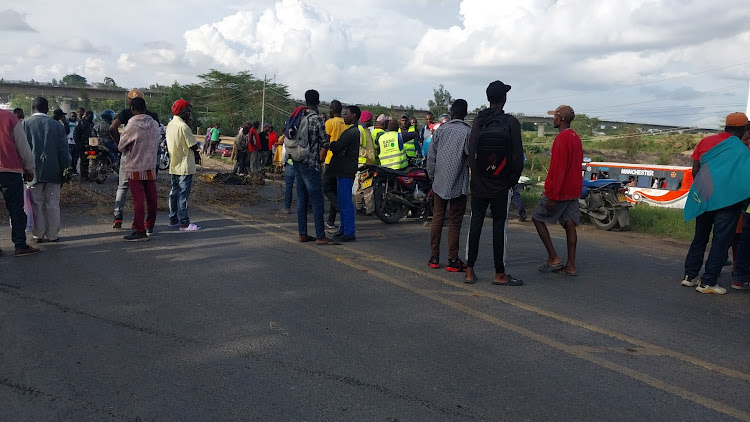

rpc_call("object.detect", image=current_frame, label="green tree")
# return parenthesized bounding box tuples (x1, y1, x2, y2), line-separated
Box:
(9, 94, 32, 116)
(427, 84, 452, 116)
(570, 114, 601, 138)
(472, 105, 487, 114)
(61, 73, 88, 86)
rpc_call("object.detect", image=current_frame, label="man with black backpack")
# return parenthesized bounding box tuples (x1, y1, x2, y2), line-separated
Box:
(464, 81, 524, 286)
(288, 89, 338, 245)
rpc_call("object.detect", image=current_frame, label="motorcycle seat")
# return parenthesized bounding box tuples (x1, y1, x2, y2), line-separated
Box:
(376, 166, 411, 177)
(581, 179, 622, 198)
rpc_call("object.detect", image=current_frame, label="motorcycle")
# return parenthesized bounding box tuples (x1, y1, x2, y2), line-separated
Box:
(359, 161, 434, 224)
(85, 143, 119, 184)
(158, 138, 170, 171)
(579, 178, 632, 230)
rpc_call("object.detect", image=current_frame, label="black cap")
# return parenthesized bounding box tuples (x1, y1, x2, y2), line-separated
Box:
(53, 108, 65, 117)
(486, 80, 511, 101)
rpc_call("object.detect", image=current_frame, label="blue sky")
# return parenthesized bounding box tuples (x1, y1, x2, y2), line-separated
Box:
(1, 0, 749, 128)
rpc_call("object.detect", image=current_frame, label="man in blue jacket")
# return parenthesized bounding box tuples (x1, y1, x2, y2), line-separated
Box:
(23, 97, 71, 243)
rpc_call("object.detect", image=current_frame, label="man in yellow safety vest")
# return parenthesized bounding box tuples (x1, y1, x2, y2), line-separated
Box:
(377, 120, 408, 170)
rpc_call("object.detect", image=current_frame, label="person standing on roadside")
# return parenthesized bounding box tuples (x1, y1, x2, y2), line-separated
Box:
(427, 99, 471, 272)
(327, 105, 361, 242)
(167, 99, 200, 231)
(13, 108, 24, 121)
(532, 105, 583, 277)
(681, 113, 750, 294)
(293, 89, 338, 245)
(324, 100, 346, 229)
(209, 122, 221, 156)
(109, 89, 160, 229)
(464, 81, 524, 286)
(23, 96, 71, 244)
(248, 121, 261, 172)
(117, 97, 160, 241)
(67, 111, 78, 173)
(73, 110, 94, 179)
(0, 109, 39, 256)
(231, 125, 250, 175)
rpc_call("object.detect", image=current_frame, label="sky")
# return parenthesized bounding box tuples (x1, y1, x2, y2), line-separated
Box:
(1, 0, 749, 129)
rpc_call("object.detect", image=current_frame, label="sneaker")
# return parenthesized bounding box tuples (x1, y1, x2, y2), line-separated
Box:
(179, 223, 201, 231)
(428, 256, 440, 269)
(446, 258, 467, 273)
(696, 284, 726, 294)
(283, 208, 292, 214)
(325, 221, 335, 229)
(113, 216, 123, 229)
(680, 275, 700, 287)
(14, 246, 40, 257)
(330, 230, 344, 238)
(124, 232, 149, 242)
(146, 227, 154, 237)
(338, 235, 356, 242)
(731, 281, 750, 290)
(33, 237, 49, 244)
(168, 221, 180, 227)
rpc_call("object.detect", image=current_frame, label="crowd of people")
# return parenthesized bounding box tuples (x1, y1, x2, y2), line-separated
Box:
(1, 81, 749, 295)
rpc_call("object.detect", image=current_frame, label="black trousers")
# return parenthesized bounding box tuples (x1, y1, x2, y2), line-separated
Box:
(466, 190, 511, 273)
(323, 165, 338, 224)
(77, 143, 89, 176)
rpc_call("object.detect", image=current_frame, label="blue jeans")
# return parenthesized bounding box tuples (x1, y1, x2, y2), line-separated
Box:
(684, 203, 741, 286)
(511, 184, 526, 215)
(169, 174, 193, 226)
(0, 172, 29, 250)
(293, 162, 325, 239)
(733, 211, 750, 283)
(284, 164, 295, 210)
(336, 177, 355, 236)
(114, 154, 129, 218)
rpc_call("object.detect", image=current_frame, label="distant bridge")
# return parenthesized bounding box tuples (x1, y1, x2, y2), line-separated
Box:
(0, 81, 163, 112)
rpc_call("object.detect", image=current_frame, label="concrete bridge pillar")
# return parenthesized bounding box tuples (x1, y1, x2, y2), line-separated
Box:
(60, 97, 72, 114)
(537, 123, 545, 137)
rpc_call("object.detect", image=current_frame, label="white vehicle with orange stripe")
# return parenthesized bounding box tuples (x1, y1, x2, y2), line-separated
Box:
(582, 161, 693, 209)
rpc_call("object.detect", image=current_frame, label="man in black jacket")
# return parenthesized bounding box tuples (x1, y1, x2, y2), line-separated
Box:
(464, 80, 524, 286)
(328, 105, 361, 242)
(73, 110, 94, 179)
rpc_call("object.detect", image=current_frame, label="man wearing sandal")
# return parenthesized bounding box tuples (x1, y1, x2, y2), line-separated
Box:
(532, 105, 583, 276)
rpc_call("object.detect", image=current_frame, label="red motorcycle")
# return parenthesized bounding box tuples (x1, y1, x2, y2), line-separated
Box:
(359, 162, 433, 224)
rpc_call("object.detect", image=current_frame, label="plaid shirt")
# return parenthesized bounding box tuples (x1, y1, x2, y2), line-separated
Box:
(427, 119, 471, 199)
(301, 110, 328, 172)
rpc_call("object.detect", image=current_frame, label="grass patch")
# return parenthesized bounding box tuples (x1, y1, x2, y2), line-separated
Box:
(628, 204, 693, 242)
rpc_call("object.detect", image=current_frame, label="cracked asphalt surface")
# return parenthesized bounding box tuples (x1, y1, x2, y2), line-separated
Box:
(1, 171, 749, 421)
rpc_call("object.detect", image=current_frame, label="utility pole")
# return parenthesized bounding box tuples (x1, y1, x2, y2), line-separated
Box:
(261, 74, 266, 128)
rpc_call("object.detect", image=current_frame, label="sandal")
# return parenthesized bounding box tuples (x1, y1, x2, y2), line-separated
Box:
(492, 275, 524, 286)
(538, 262, 564, 272)
(316, 237, 340, 245)
(298, 235, 316, 242)
(464, 275, 478, 284)
(553, 267, 578, 276)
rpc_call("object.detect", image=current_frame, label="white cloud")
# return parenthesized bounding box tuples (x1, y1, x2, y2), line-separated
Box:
(84, 58, 107, 79)
(0, 9, 36, 32)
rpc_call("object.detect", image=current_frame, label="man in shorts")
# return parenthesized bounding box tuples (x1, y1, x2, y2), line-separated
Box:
(532, 105, 583, 276)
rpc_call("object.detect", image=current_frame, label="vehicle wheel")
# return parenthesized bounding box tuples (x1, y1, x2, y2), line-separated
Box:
(373, 182, 406, 224)
(158, 154, 170, 171)
(590, 203, 619, 231)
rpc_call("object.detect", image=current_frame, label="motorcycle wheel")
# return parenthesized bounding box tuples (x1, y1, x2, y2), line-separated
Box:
(94, 160, 107, 184)
(158, 153, 170, 171)
(373, 182, 406, 224)
(590, 202, 619, 231)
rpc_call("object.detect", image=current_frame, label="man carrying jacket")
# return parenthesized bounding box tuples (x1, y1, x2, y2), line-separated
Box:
(464, 81, 524, 286)
(328, 105, 361, 242)
(0, 109, 39, 256)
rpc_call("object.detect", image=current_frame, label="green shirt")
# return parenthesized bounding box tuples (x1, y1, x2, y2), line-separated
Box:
(210, 127, 221, 141)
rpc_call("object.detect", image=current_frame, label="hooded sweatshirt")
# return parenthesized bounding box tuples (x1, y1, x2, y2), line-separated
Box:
(118, 114, 160, 180)
(467, 107, 523, 198)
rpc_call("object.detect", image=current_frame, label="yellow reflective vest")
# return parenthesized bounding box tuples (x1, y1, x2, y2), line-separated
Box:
(358, 125, 375, 165)
(403, 126, 417, 158)
(377, 131, 408, 170)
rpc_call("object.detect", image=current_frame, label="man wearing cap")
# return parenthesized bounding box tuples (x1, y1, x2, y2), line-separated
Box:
(166, 99, 200, 231)
(372, 114, 387, 145)
(681, 112, 750, 294)
(531, 105, 583, 277)
(427, 99, 471, 272)
(464, 81, 524, 286)
(73, 110, 94, 179)
(109, 89, 160, 229)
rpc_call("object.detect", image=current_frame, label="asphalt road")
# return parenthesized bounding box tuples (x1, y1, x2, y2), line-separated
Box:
(1, 185, 749, 421)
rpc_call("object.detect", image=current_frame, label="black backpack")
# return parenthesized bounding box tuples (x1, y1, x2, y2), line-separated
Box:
(475, 113, 512, 178)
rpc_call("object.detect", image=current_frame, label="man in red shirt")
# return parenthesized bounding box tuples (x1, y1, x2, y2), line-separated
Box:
(532, 105, 583, 276)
